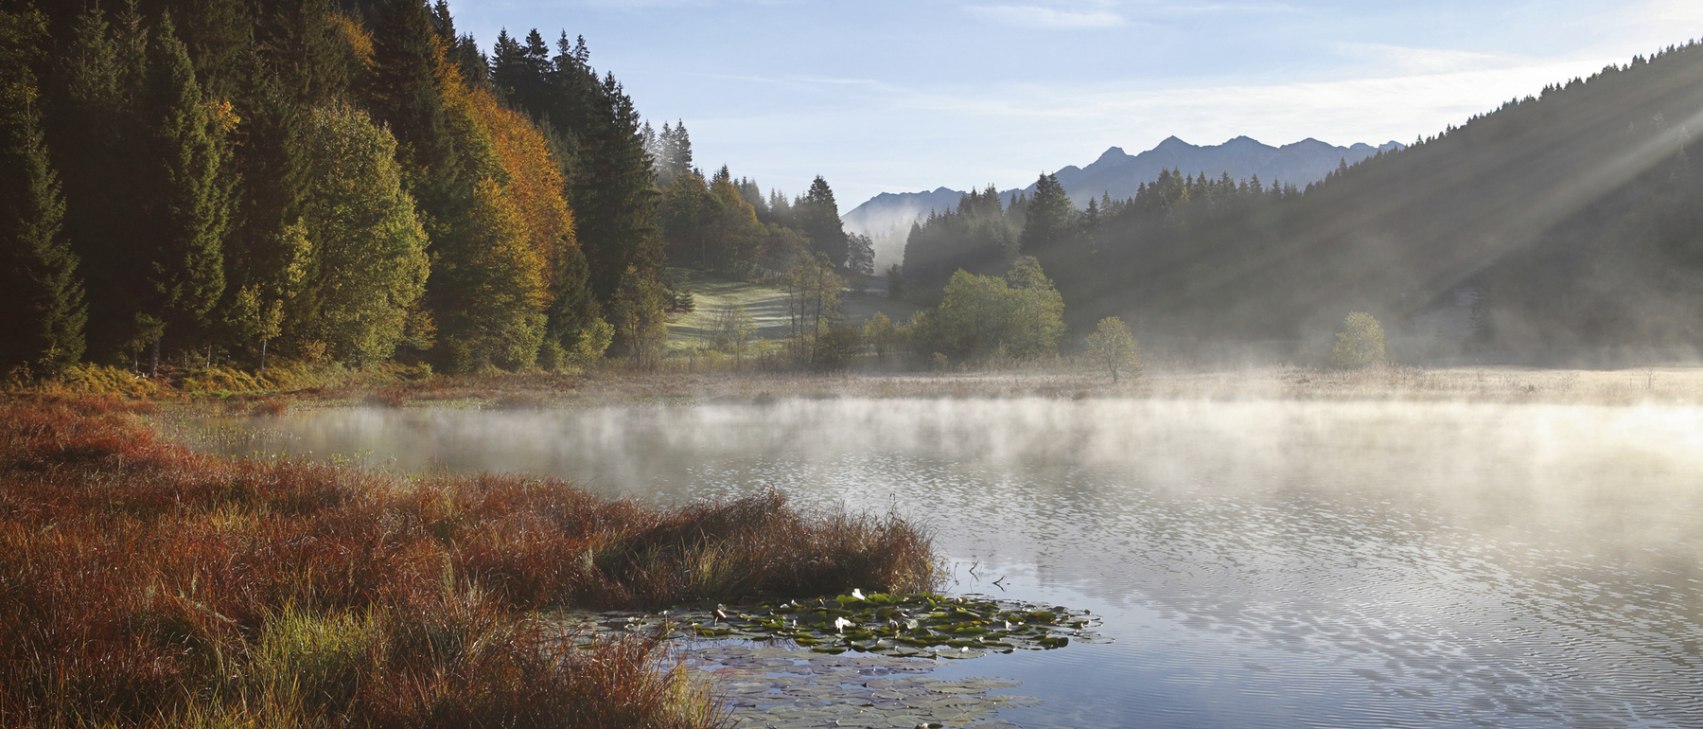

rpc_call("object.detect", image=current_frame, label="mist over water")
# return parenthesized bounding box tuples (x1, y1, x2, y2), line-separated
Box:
(194, 398, 1703, 727)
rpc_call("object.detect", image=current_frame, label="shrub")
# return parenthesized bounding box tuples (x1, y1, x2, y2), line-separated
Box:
(1330, 312, 1388, 369)
(1084, 316, 1141, 383)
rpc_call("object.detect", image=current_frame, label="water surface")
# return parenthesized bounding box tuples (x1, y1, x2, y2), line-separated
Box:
(187, 398, 1703, 728)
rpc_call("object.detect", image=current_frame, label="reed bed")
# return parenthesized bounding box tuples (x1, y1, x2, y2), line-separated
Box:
(0, 397, 937, 728)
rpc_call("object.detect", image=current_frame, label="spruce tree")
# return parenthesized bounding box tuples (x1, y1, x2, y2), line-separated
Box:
(141, 15, 232, 361)
(1019, 172, 1074, 285)
(54, 6, 137, 362)
(366, 0, 462, 218)
(797, 176, 848, 267)
(260, 0, 355, 107)
(567, 69, 662, 305)
(547, 242, 604, 360)
(0, 8, 86, 374)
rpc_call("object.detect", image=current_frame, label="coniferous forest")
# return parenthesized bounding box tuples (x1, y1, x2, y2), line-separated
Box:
(900, 41, 1703, 364)
(4, 1, 1702, 379)
(0, 0, 857, 380)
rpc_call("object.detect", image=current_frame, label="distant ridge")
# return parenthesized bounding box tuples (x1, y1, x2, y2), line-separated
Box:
(844, 136, 1402, 268)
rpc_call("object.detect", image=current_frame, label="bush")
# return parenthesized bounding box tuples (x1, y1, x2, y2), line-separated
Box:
(29, 363, 168, 399)
(1330, 312, 1387, 369)
(910, 258, 1065, 364)
(812, 322, 863, 371)
(1084, 316, 1140, 383)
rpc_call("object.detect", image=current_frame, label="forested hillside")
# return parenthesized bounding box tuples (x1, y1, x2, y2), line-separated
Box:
(901, 41, 1703, 364)
(0, 0, 863, 379)
(847, 136, 1396, 272)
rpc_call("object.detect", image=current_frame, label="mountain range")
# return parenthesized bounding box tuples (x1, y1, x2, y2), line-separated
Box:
(843, 136, 1403, 268)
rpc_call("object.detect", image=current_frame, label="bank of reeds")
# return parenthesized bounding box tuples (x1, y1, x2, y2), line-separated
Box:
(0, 398, 937, 728)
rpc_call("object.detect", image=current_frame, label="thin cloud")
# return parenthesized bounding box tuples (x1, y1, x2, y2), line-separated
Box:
(967, 4, 1127, 29)
(1334, 42, 1530, 76)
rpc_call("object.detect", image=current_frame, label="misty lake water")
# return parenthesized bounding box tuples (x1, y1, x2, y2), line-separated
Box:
(183, 397, 1703, 728)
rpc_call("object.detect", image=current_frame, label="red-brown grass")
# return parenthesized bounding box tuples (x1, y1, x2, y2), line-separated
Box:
(0, 398, 936, 728)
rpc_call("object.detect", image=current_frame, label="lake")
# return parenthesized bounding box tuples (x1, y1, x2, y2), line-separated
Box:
(184, 397, 1703, 728)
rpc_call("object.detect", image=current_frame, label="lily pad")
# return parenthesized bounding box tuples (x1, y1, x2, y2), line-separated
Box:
(586, 593, 1100, 659)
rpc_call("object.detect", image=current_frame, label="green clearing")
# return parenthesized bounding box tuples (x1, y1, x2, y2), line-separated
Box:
(665, 268, 922, 353)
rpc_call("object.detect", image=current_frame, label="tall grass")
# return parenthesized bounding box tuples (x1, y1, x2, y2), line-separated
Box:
(0, 398, 937, 728)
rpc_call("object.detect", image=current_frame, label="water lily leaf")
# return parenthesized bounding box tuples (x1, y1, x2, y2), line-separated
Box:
(573, 592, 1098, 659)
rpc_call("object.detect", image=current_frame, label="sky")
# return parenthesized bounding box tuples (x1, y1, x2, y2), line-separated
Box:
(447, 0, 1703, 212)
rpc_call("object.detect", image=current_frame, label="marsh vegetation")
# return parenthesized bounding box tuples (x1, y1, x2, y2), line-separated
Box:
(0, 398, 935, 728)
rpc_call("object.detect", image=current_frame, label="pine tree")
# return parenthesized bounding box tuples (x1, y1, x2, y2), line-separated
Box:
(0, 8, 86, 374)
(224, 56, 307, 345)
(142, 0, 255, 100)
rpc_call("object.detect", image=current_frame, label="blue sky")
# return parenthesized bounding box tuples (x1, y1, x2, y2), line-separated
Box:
(447, 0, 1703, 211)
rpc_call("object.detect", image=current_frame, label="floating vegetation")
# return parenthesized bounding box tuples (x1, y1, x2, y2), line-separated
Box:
(586, 592, 1101, 660)
(690, 643, 1037, 729)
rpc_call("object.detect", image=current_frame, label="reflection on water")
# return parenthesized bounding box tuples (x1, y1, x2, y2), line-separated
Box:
(188, 398, 1703, 728)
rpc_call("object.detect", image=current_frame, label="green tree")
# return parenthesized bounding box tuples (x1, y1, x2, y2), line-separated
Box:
(54, 5, 145, 363)
(229, 284, 283, 371)
(437, 178, 548, 372)
(365, 0, 465, 221)
(547, 242, 608, 364)
(0, 8, 86, 374)
(1019, 172, 1074, 284)
(132, 14, 235, 371)
(706, 166, 764, 274)
(1329, 312, 1387, 369)
(1084, 316, 1139, 383)
(259, 0, 356, 107)
(797, 176, 848, 268)
(863, 311, 896, 363)
(610, 264, 667, 369)
(914, 257, 1065, 363)
(785, 253, 842, 366)
(291, 103, 430, 365)
(847, 232, 875, 277)
(661, 170, 718, 267)
(536, 39, 664, 306)
(712, 302, 754, 369)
